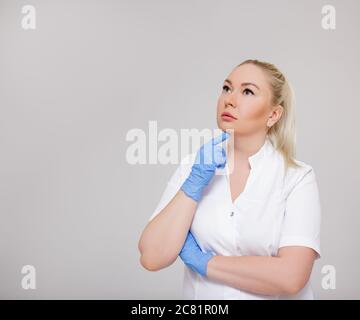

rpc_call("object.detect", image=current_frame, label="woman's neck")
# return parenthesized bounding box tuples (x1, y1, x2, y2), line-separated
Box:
(227, 133, 267, 160)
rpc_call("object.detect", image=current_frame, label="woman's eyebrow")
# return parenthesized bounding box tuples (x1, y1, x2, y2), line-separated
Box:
(224, 79, 260, 90)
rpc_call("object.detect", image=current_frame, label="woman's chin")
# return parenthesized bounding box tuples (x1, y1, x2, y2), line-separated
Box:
(217, 122, 235, 131)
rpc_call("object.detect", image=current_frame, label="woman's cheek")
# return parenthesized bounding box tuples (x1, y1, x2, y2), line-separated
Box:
(241, 102, 265, 120)
(216, 99, 223, 113)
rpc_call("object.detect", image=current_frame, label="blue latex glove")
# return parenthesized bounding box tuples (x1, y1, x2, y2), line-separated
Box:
(181, 131, 230, 202)
(179, 231, 215, 277)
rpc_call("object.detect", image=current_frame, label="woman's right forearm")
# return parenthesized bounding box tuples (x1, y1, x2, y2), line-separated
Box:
(138, 189, 197, 271)
(138, 132, 229, 272)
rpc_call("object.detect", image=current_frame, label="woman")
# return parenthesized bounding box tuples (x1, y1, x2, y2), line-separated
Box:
(138, 59, 321, 300)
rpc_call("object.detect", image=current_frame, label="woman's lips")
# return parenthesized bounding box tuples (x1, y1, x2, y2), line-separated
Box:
(221, 112, 237, 121)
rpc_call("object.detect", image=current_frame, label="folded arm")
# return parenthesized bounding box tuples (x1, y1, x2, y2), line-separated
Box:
(206, 246, 317, 296)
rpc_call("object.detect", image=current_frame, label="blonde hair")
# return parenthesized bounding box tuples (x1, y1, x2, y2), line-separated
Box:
(236, 59, 302, 172)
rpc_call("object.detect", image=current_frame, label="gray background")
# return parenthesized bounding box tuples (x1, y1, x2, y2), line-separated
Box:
(0, 0, 359, 299)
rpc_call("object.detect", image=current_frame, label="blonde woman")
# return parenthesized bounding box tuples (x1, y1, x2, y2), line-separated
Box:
(138, 59, 321, 300)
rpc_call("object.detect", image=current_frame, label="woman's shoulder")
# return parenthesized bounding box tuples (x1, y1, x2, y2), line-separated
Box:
(282, 157, 318, 199)
(292, 158, 314, 173)
(271, 148, 313, 178)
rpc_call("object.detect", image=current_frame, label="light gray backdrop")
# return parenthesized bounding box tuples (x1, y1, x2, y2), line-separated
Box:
(0, 0, 359, 299)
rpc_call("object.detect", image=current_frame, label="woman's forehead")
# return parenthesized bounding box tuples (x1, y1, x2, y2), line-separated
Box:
(227, 64, 269, 88)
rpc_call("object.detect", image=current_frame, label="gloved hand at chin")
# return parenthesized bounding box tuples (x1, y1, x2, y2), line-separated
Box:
(179, 231, 215, 277)
(181, 131, 230, 202)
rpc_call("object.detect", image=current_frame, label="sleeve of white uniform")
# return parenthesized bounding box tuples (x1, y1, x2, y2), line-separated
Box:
(148, 154, 192, 222)
(278, 166, 322, 259)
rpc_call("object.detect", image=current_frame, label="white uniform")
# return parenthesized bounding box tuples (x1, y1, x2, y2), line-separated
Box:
(148, 137, 322, 300)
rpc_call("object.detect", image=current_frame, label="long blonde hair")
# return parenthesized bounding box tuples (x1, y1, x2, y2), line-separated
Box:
(236, 59, 302, 172)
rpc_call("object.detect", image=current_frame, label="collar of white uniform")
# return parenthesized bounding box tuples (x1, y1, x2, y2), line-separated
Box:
(222, 136, 274, 172)
(216, 137, 274, 176)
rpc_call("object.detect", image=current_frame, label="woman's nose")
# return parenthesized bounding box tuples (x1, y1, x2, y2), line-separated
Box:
(224, 92, 236, 108)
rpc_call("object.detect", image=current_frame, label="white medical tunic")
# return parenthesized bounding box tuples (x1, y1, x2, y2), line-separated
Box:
(148, 137, 322, 300)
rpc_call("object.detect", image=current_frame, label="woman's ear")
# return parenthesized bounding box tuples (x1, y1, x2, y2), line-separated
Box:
(268, 105, 284, 127)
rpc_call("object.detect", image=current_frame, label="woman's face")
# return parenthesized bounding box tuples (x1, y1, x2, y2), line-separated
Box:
(216, 64, 280, 136)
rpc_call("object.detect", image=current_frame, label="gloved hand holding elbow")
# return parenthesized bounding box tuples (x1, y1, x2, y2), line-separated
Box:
(179, 231, 215, 277)
(181, 131, 230, 202)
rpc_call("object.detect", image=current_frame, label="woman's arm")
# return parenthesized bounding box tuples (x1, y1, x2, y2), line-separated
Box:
(206, 246, 317, 296)
(138, 132, 229, 272)
(138, 189, 197, 271)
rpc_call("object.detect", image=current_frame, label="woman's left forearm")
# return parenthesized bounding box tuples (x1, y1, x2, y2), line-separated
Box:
(207, 255, 302, 296)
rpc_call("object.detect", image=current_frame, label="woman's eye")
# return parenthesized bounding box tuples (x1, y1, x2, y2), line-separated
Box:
(222, 85, 253, 95)
(222, 85, 230, 93)
(243, 88, 254, 95)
